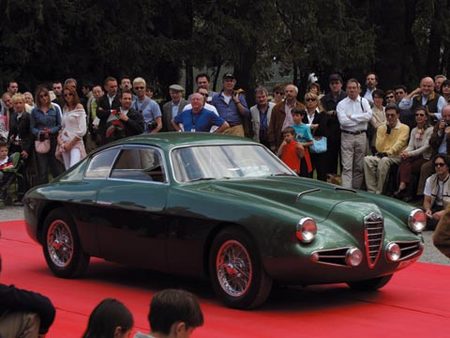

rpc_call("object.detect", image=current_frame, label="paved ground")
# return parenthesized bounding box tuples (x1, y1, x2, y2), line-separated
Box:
(1, 205, 448, 265)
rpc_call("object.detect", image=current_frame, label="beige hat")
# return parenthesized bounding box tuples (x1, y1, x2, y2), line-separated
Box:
(169, 84, 184, 92)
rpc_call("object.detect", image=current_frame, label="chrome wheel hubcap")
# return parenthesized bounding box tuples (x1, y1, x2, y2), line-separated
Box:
(216, 240, 252, 297)
(47, 220, 74, 268)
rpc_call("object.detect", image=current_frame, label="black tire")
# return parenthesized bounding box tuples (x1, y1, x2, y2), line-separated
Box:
(209, 227, 272, 309)
(42, 208, 90, 278)
(347, 274, 393, 291)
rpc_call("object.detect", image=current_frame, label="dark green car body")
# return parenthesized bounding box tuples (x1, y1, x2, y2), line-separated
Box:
(24, 133, 424, 307)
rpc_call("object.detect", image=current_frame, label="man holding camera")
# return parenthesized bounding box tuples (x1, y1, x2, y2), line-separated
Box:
(132, 77, 162, 134)
(211, 73, 249, 137)
(104, 90, 144, 142)
(363, 104, 409, 194)
(417, 105, 450, 197)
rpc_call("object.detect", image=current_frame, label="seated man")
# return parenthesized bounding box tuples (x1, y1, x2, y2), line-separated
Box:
(172, 93, 229, 133)
(423, 155, 450, 230)
(364, 104, 409, 194)
(0, 230, 56, 337)
(417, 104, 450, 198)
(134, 289, 204, 338)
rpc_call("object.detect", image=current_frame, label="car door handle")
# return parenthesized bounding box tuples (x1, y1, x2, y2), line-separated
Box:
(96, 200, 112, 206)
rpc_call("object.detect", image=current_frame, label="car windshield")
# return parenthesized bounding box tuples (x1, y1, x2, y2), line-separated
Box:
(171, 144, 294, 183)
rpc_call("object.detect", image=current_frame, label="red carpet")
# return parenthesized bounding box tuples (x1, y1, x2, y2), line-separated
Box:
(1, 220, 450, 338)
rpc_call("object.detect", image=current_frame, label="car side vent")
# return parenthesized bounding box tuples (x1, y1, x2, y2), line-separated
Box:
(311, 247, 350, 267)
(364, 212, 384, 269)
(397, 240, 423, 261)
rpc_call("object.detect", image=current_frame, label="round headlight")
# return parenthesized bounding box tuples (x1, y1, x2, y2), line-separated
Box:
(296, 217, 317, 243)
(345, 247, 363, 267)
(386, 242, 401, 262)
(408, 209, 426, 233)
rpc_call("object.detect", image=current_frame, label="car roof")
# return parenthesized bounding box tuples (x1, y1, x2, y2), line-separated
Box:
(109, 132, 257, 152)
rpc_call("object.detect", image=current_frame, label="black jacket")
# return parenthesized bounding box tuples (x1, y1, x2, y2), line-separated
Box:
(7, 111, 33, 154)
(96, 94, 121, 144)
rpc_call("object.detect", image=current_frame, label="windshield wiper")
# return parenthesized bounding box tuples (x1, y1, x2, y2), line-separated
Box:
(270, 173, 294, 177)
(188, 177, 216, 183)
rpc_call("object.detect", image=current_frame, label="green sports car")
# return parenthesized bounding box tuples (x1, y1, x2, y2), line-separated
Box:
(24, 132, 425, 309)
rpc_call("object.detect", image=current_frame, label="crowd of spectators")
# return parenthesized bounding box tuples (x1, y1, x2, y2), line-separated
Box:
(1, 72, 450, 228)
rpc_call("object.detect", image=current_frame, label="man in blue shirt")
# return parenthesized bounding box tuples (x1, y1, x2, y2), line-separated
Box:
(211, 73, 249, 137)
(172, 93, 229, 133)
(132, 77, 162, 133)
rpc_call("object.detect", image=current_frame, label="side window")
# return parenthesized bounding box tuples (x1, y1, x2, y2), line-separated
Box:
(85, 148, 119, 179)
(110, 147, 166, 182)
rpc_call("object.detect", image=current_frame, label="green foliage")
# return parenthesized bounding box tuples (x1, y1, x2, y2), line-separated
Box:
(0, 0, 447, 93)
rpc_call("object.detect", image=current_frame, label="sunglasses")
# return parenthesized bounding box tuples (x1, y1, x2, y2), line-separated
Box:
(64, 93, 73, 97)
(435, 162, 446, 167)
(386, 113, 397, 117)
(274, 91, 283, 95)
(305, 98, 316, 102)
(134, 86, 145, 90)
(385, 95, 394, 99)
(415, 113, 426, 117)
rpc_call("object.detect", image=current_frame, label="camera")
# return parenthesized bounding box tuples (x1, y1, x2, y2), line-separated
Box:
(147, 121, 158, 132)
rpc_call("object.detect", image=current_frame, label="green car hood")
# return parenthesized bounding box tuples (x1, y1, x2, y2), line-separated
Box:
(185, 177, 367, 222)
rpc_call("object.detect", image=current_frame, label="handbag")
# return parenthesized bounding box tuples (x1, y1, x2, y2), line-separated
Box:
(35, 139, 51, 154)
(310, 136, 327, 153)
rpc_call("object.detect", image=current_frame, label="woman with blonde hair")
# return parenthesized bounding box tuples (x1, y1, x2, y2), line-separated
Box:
(302, 92, 327, 181)
(56, 85, 87, 169)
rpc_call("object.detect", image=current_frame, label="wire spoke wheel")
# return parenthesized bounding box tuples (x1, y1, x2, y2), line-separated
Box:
(47, 219, 74, 268)
(210, 227, 273, 309)
(216, 239, 253, 297)
(43, 208, 89, 278)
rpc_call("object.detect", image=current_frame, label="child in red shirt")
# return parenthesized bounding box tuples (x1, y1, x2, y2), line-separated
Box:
(277, 127, 305, 174)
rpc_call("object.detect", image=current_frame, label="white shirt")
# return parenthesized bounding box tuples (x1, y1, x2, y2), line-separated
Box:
(0, 156, 8, 166)
(424, 175, 449, 206)
(337, 96, 373, 132)
(107, 94, 116, 107)
(363, 88, 375, 104)
(221, 92, 232, 105)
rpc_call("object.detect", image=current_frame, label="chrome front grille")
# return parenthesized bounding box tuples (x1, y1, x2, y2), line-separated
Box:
(364, 212, 384, 269)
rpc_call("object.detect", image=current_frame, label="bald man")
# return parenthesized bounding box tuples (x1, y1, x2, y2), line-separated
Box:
(399, 76, 447, 121)
(172, 93, 229, 133)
